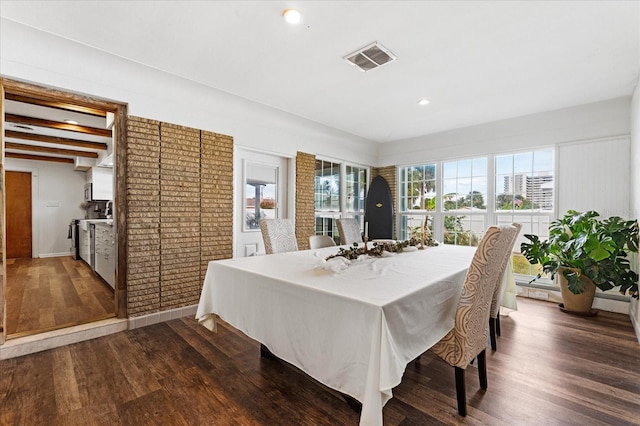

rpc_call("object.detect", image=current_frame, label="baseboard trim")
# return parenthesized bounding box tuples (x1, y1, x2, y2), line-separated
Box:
(515, 285, 630, 314)
(38, 252, 73, 258)
(128, 305, 198, 329)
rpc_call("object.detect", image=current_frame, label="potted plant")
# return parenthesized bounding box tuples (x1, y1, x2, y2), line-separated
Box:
(521, 210, 639, 314)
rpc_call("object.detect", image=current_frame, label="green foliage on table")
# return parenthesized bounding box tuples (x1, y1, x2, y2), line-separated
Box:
(325, 237, 437, 261)
(520, 210, 639, 298)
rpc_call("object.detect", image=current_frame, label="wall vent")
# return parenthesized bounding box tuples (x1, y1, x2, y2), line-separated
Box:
(344, 42, 396, 72)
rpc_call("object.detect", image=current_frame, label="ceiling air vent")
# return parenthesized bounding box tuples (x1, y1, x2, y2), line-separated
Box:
(344, 42, 396, 72)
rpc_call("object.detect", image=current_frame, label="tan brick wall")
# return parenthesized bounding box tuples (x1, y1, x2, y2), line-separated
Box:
(126, 117, 161, 316)
(201, 131, 233, 274)
(126, 117, 233, 317)
(371, 166, 397, 238)
(160, 123, 202, 310)
(295, 152, 316, 250)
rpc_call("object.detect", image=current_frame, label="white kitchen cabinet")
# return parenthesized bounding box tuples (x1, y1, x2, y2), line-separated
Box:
(86, 166, 113, 201)
(94, 222, 115, 289)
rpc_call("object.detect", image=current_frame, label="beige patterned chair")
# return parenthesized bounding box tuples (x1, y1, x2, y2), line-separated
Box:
(430, 224, 519, 416)
(489, 222, 522, 351)
(309, 235, 336, 249)
(259, 219, 299, 254)
(336, 218, 363, 245)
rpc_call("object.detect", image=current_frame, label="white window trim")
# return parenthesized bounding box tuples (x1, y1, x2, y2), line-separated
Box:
(396, 148, 557, 282)
(314, 156, 370, 234)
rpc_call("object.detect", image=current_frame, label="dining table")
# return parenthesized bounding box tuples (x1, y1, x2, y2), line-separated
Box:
(196, 243, 485, 425)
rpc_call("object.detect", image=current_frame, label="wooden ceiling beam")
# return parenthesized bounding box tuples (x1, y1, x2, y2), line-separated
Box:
(5, 113, 112, 137)
(5, 152, 75, 164)
(5, 142, 99, 158)
(2, 78, 122, 112)
(4, 130, 108, 150)
(5, 93, 107, 117)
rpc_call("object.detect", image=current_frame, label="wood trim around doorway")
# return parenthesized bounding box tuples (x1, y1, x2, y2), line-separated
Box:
(1, 79, 129, 345)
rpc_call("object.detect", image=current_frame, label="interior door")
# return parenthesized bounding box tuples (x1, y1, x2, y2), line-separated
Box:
(236, 149, 289, 257)
(6, 171, 32, 259)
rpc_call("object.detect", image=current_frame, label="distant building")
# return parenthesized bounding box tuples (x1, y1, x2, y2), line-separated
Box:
(504, 174, 526, 196)
(503, 173, 553, 209)
(527, 175, 553, 209)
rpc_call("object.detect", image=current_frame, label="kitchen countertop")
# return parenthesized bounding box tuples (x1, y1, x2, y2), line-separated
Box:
(85, 219, 113, 226)
(93, 220, 113, 227)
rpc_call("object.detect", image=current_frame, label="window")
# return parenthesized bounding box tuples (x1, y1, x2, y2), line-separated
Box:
(345, 165, 368, 225)
(244, 162, 278, 230)
(314, 160, 368, 242)
(399, 148, 554, 280)
(442, 157, 487, 246)
(399, 164, 436, 240)
(494, 150, 554, 278)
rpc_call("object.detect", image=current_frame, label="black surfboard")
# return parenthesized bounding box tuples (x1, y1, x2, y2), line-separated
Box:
(365, 175, 394, 240)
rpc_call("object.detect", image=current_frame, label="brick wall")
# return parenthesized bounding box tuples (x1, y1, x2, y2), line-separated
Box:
(371, 166, 397, 238)
(159, 123, 201, 310)
(201, 131, 233, 271)
(126, 117, 161, 315)
(295, 152, 316, 250)
(125, 117, 233, 317)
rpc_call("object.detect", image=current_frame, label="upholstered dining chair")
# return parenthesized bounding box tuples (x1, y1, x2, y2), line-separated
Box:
(309, 235, 337, 249)
(259, 219, 299, 255)
(336, 218, 363, 245)
(430, 224, 519, 416)
(489, 222, 522, 351)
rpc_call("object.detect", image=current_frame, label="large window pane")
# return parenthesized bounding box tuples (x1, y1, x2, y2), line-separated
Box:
(400, 214, 433, 241)
(443, 157, 487, 212)
(495, 149, 554, 212)
(400, 163, 436, 211)
(346, 165, 367, 213)
(444, 214, 484, 246)
(244, 162, 277, 230)
(315, 159, 340, 211)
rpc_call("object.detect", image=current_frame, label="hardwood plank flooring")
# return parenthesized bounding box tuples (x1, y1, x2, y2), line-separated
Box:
(1, 298, 639, 425)
(6, 256, 115, 337)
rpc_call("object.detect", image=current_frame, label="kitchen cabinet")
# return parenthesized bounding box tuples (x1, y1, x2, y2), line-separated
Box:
(94, 222, 115, 289)
(86, 166, 113, 201)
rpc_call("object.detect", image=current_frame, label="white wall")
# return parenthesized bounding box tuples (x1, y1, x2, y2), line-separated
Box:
(0, 19, 374, 166)
(378, 97, 630, 166)
(5, 158, 86, 257)
(629, 77, 640, 341)
(557, 136, 630, 218)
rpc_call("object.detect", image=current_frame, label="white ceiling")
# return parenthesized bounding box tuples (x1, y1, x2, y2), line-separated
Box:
(1, 1, 639, 143)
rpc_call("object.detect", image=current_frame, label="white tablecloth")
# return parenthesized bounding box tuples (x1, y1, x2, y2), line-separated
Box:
(196, 244, 477, 426)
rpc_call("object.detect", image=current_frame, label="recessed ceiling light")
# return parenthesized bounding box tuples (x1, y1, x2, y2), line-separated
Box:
(65, 119, 79, 125)
(282, 8, 303, 24)
(418, 99, 431, 106)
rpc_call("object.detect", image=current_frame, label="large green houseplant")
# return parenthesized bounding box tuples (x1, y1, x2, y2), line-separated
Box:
(521, 210, 639, 312)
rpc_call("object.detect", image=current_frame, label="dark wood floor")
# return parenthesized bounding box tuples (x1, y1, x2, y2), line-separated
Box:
(1, 298, 639, 425)
(6, 256, 115, 337)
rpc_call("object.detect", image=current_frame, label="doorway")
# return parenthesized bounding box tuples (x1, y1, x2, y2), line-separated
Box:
(236, 149, 291, 257)
(1, 78, 128, 343)
(6, 171, 32, 259)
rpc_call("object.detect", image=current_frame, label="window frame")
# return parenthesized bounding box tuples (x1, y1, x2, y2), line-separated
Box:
(397, 147, 556, 283)
(314, 157, 369, 242)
